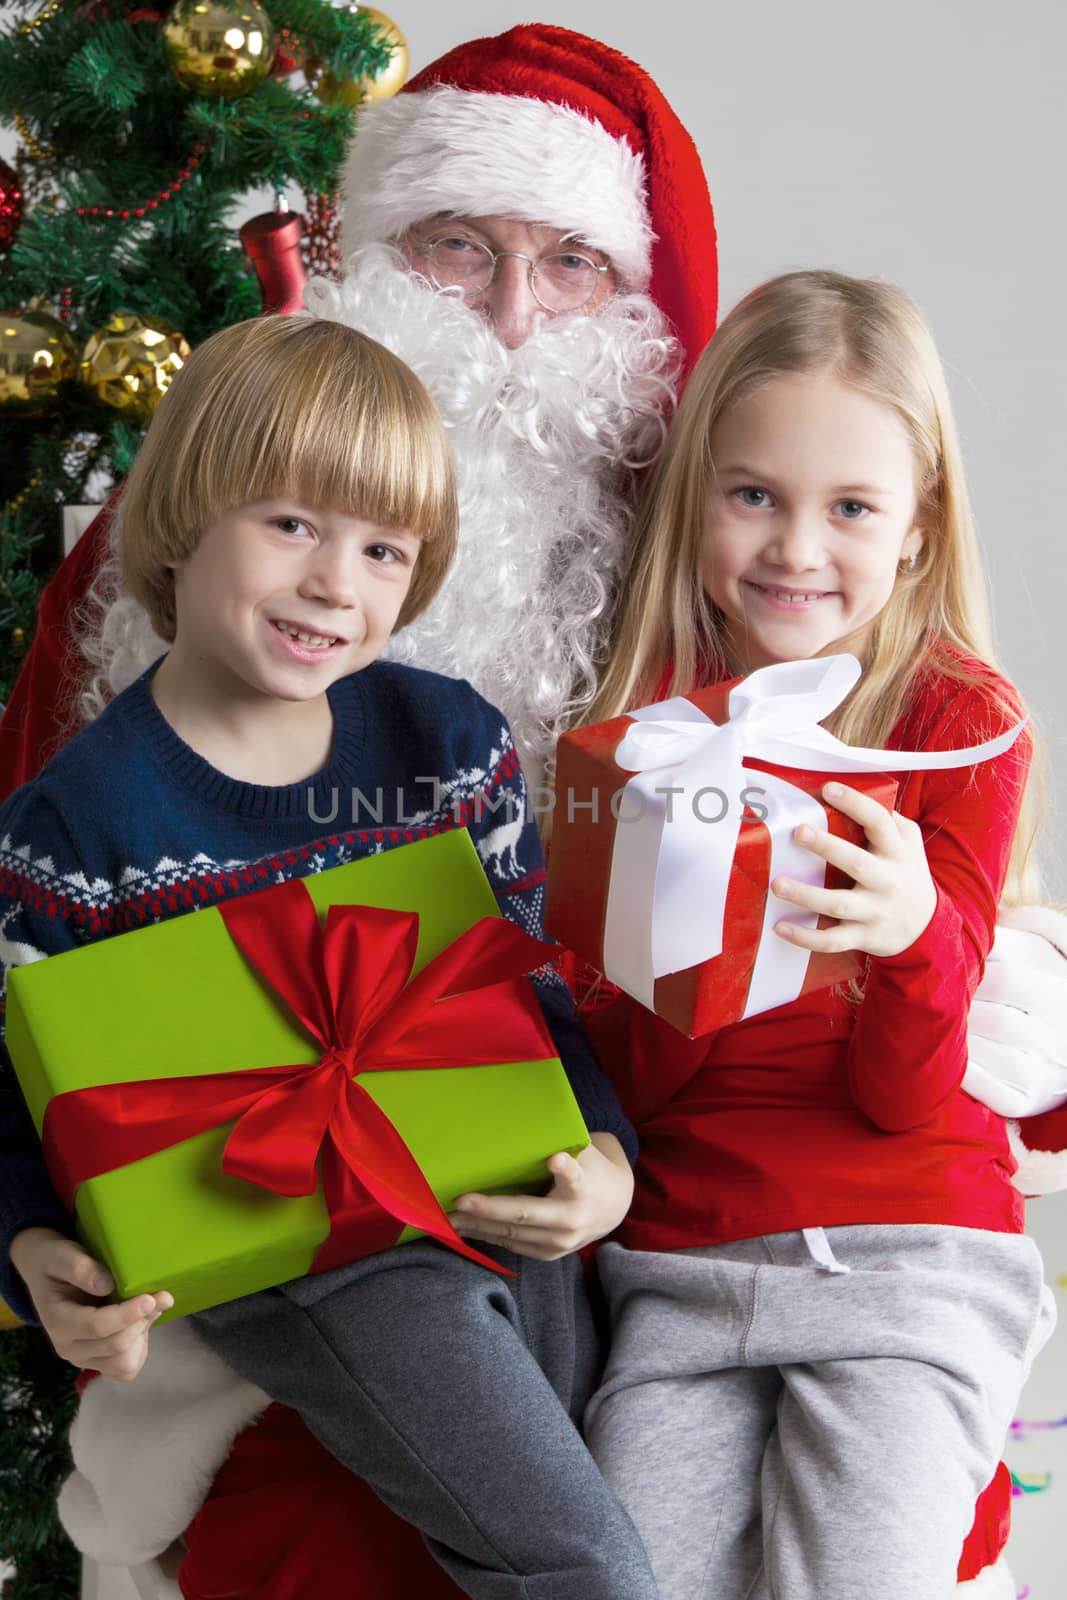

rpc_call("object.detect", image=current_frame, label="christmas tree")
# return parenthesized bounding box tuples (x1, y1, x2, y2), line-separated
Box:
(0, 1309, 79, 1600)
(0, 5, 404, 1591)
(0, 0, 403, 709)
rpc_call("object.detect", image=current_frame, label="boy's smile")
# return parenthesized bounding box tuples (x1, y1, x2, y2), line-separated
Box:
(271, 619, 349, 655)
(702, 371, 925, 673)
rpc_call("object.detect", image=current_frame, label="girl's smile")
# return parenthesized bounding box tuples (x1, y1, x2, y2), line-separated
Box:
(702, 370, 925, 673)
(741, 581, 838, 609)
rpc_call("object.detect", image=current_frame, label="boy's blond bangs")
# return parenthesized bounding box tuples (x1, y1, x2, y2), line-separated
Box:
(587, 270, 1043, 898)
(120, 315, 458, 641)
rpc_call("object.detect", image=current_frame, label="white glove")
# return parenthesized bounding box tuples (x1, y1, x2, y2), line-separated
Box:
(964, 907, 1067, 1117)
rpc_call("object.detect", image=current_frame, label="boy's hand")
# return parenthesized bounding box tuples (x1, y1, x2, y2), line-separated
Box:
(9, 1226, 173, 1382)
(448, 1133, 634, 1262)
(771, 781, 938, 960)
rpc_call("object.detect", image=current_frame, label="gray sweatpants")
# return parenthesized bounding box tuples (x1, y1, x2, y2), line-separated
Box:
(585, 1225, 1055, 1600)
(193, 1239, 656, 1600)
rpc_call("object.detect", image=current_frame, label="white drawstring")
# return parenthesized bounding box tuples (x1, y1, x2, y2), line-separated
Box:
(802, 1227, 851, 1275)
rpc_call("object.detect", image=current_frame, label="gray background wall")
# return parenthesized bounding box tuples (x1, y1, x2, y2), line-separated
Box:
(2, 2, 1065, 1594)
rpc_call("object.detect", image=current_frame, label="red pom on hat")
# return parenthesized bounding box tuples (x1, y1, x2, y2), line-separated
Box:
(343, 24, 717, 374)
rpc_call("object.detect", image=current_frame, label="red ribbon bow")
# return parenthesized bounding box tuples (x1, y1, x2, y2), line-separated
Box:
(43, 881, 561, 1277)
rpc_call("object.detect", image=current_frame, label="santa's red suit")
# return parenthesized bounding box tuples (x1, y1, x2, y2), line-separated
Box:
(2, 24, 1063, 1600)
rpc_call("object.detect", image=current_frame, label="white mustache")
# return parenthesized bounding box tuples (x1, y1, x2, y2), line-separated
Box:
(306, 245, 676, 473)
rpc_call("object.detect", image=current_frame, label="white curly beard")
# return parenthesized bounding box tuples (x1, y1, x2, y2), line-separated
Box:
(77, 561, 167, 727)
(79, 245, 680, 766)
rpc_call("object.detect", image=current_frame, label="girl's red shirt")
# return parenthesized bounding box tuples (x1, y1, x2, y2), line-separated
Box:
(579, 648, 1030, 1250)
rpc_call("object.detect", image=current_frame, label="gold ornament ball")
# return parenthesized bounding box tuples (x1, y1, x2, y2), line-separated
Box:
(0, 308, 78, 415)
(163, 0, 275, 99)
(312, 7, 408, 108)
(80, 312, 191, 420)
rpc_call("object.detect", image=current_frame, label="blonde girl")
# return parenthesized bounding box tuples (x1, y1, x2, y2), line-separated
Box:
(575, 270, 1055, 1599)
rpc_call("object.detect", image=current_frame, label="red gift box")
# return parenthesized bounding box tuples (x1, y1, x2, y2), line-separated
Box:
(546, 674, 897, 1038)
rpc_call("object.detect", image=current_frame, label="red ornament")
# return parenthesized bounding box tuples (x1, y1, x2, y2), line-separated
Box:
(271, 28, 305, 77)
(304, 190, 342, 281)
(76, 142, 207, 224)
(239, 210, 308, 315)
(0, 158, 24, 256)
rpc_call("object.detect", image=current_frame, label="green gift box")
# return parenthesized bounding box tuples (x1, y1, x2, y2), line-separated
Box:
(6, 830, 589, 1320)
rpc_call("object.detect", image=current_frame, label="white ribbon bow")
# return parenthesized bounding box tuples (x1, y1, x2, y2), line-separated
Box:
(601, 654, 1025, 1016)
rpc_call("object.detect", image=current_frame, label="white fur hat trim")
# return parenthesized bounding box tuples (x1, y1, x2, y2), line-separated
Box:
(341, 87, 653, 290)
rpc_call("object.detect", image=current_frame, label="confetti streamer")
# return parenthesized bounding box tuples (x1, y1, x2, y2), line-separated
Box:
(1010, 1414, 1067, 1439)
(1010, 1471, 1053, 1496)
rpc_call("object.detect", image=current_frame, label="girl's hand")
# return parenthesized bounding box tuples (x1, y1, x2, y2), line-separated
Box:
(448, 1133, 634, 1262)
(772, 781, 937, 959)
(9, 1226, 173, 1382)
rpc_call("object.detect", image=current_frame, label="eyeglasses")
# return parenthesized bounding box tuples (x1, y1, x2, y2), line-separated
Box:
(412, 233, 611, 314)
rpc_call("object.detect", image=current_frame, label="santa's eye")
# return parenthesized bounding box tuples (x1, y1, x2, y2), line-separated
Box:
(435, 235, 482, 255)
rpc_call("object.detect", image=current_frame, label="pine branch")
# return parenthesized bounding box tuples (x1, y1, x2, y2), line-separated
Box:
(258, 0, 394, 79)
(64, 19, 159, 113)
(0, 1329, 80, 1600)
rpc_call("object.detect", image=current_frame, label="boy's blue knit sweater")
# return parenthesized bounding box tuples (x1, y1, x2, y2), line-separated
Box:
(0, 660, 634, 1322)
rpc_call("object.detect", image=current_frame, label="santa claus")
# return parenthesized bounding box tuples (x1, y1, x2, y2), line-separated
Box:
(0, 23, 1062, 1600)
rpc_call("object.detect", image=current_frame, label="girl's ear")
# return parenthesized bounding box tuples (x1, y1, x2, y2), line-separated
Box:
(902, 526, 925, 563)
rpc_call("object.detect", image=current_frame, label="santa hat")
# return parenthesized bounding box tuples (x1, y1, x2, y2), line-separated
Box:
(342, 24, 718, 371)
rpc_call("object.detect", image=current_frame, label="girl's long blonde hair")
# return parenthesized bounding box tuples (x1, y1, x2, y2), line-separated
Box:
(585, 269, 1040, 899)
